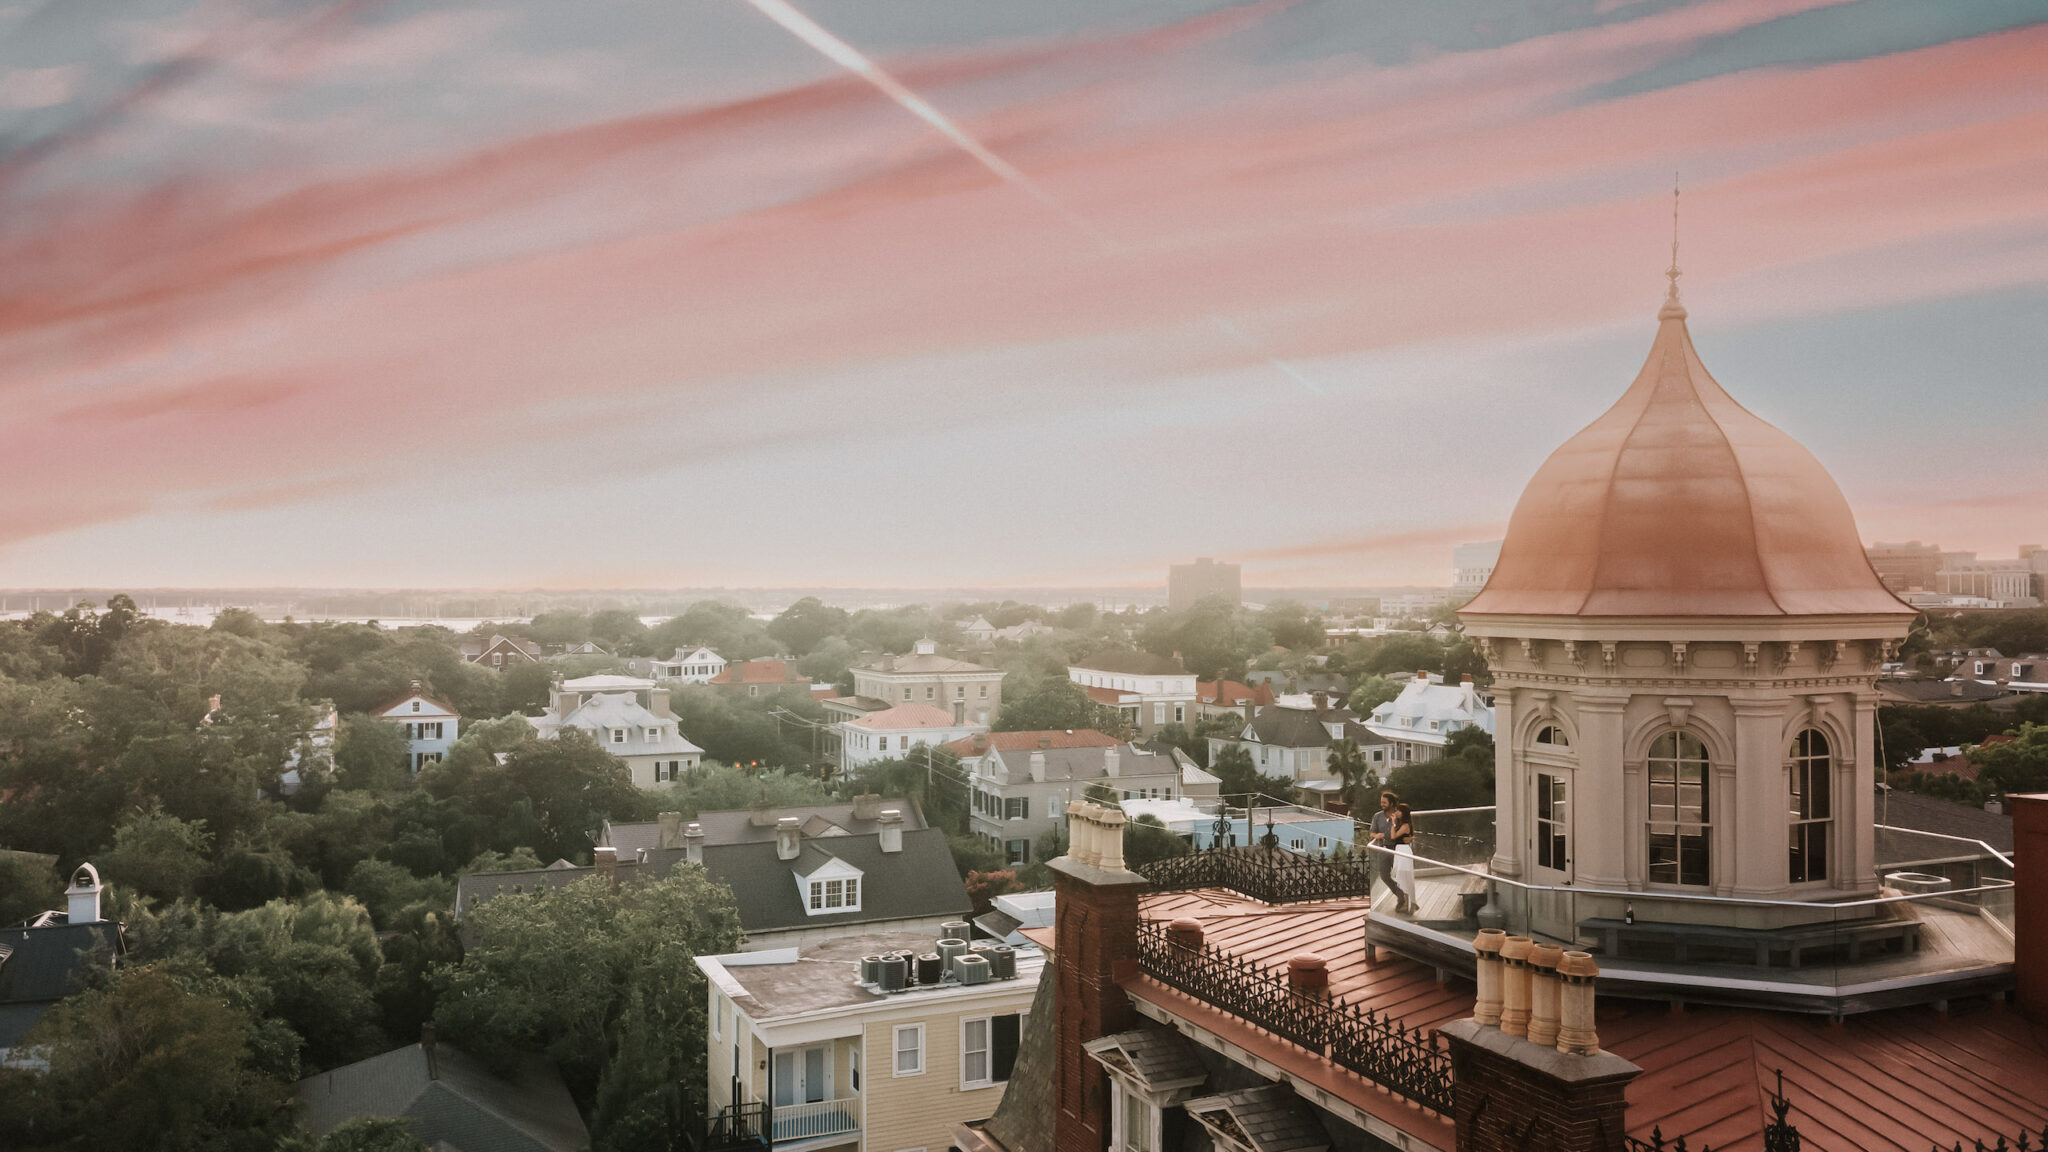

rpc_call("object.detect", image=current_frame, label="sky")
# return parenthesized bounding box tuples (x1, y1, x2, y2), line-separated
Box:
(0, 0, 2043, 592)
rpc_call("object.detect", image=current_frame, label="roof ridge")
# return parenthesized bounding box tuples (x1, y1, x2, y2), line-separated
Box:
(1677, 323, 1787, 616)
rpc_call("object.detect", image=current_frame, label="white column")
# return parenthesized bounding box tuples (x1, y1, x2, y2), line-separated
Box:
(1849, 692, 1880, 893)
(1731, 699, 1789, 900)
(1490, 689, 1523, 879)
(1573, 695, 1628, 890)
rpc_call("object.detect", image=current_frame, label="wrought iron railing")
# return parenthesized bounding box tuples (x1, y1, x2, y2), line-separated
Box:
(1134, 918, 1452, 1115)
(704, 1100, 769, 1151)
(1137, 844, 1374, 904)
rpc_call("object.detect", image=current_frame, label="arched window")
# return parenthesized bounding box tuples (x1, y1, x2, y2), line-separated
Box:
(1788, 730, 1832, 883)
(1534, 725, 1570, 748)
(1646, 731, 1710, 886)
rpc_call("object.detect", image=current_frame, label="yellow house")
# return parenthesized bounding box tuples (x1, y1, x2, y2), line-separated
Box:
(700, 928, 1042, 1152)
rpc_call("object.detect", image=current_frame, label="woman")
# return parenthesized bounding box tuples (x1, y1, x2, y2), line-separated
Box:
(1391, 803, 1417, 915)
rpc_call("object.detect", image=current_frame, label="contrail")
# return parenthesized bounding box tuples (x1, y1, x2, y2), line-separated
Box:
(741, 0, 1322, 394)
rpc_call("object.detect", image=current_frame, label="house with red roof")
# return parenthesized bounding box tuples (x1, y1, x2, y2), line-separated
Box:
(708, 658, 809, 699)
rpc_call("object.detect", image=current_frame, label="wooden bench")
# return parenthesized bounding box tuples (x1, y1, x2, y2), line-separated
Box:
(1578, 915, 1920, 969)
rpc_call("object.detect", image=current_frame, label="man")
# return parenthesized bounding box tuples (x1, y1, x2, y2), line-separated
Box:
(1367, 790, 1408, 913)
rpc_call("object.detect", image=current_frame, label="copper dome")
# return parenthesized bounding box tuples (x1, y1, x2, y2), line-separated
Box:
(1460, 297, 1912, 619)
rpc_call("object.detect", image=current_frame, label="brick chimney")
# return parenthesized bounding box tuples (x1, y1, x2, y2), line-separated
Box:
(2011, 793, 2048, 1021)
(657, 811, 683, 850)
(594, 846, 618, 887)
(852, 792, 882, 822)
(1050, 802, 1146, 1152)
(1441, 947, 1638, 1152)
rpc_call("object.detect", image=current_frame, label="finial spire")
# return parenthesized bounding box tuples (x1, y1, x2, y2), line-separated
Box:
(1660, 174, 1687, 320)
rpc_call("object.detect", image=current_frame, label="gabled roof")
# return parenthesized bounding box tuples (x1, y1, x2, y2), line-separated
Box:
(295, 1041, 588, 1152)
(1184, 1084, 1330, 1152)
(710, 659, 804, 685)
(1241, 702, 1354, 750)
(986, 743, 1177, 785)
(0, 919, 125, 1048)
(1072, 650, 1188, 676)
(1085, 1028, 1208, 1090)
(1200, 680, 1277, 709)
(695, 827, 970, 933)
(600, 803, 929, 853)
(369, 685, 459, 719)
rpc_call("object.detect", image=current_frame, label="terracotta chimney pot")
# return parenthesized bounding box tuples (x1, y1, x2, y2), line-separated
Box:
(1166, 918, 1205, 950)
(1287, 953, 1330, 997)
(1499, 935, 1534, 1037)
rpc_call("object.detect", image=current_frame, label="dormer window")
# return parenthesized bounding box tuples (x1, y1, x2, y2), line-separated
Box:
(645, 727, 660, 742)
(799, 857, 865, 915)
(611, 729, 627, 744)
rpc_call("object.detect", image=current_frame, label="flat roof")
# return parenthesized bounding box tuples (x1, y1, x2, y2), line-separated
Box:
(701, 930, 1043, 1020)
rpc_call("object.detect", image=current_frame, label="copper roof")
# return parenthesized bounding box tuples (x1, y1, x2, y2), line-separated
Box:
(1460, 298, 1913, 620)
(1132, 891, 2048, 1151)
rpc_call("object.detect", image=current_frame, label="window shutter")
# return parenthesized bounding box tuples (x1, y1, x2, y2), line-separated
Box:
(993, 1014, 1021, 1081)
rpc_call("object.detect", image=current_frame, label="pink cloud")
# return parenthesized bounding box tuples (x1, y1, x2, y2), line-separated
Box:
(0, 3, 2042, 581)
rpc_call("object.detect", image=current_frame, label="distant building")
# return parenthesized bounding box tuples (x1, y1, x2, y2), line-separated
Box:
(620, 645, 725, 682)
(834, 639, 1004, 726)
(372, 681, 460, 772)
(1, 863, 123, 1065)
(959, 616, 998, 645)
(296, 1036, 587, 1152)
(1205, 692, 1390, 786)
(944, 730, 1179, 866)
(993, 620, 1055, 644)
(708, 658, 810, 698)
(837, 703, 984, 772)
(700, 928, 1040, 1152)
(1938, 546, 2047, 608)
(1167, 557, 1240, 612)
(527, 674, 704, 787)
(1947, 651, 2048, 694)
(459, 634, 542, 667)
(1378, 591, 1452, 619)
(1867, 540, 1945, 593)
(1361, 671, 1494, 766)
(1066, 651, 1197, 737)
(1451, 539, 1503, 600)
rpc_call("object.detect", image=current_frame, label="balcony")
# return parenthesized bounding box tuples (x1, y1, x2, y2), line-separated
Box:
(772, 1098, 860, 1144)
(1358, 807, 2016, 1014)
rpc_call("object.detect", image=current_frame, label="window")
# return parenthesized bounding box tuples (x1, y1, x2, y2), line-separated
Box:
(980, 685, 988, 698)
(961, 1013, 1021, 1088)
(1005, 797, 1027, 820)
(1536, 772, 1568, 871)
(714, 995, 723, 1037)
(1536, 725, 1569, 747)
(903, 688, 912, 700)
(492, 653, 503, 667)
(645, 727, 659, 742)
(1153, 703, 1167, 724)
(1646, 731, 1710, 886)
(411, 701, 421, 713)
(1047, 795, 1062, 818)
(879, 736, 889, 752)
(1112, 1082, 1158, 1152)
(611, 728, 626, 744)
(926, 686, 935, 699)
(957, 686, 966, 698)
(1788, 729, 1832, 883)
(1174, 704, 1186, 724)
(893, 1024, 925, 1076)
(1976, 661, 1988, 675)
(1006, 839, 1030, 865)
(807, 877, 861, 911)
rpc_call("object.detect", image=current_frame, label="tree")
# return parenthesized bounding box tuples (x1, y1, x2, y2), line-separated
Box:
(1387, 728, 1496, 810)
(1327, 738, 1380, 814)
(101, 802, 214, 902)
(0, 851, 62, 926)
(38, 595, 144, 677)
(334, 714, 412, 792)
(452, 729, 650, 863)
(1124, 814, 1192, 869)
(656, 762, 834, 816)
(993, 679, 1124, 736)
(1347, 675, 1402, 716)
(1208, 744, 1295, 803)
(435, 870, 744, 1150)
(9, 967, 295, 1152)
(308, 1117, 431, 1152)
(1259, 600, 1323, 652)
(768, 597, 850, 657)
(1972, 724, 2048, 796)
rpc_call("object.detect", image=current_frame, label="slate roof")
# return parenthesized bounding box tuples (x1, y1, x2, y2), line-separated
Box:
(1085, 1028, 1209, 1089)
(1876, 789, 2013, 855)
(1073, 650, 1188, 676)
(694, 827, 970, 934)
(1878, 679, 2012, 706)
(602, 803, 929, 853)
(942, 730, 1121, 755)
(1184, 1083, 1331, 1152)
(986, 743, 1180, 784)
(0, 919, 124, 1047)
(976, 951, 1059, 1152)
(1241, 704, 1350, 749)
(296, 1041, 588, 1152)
